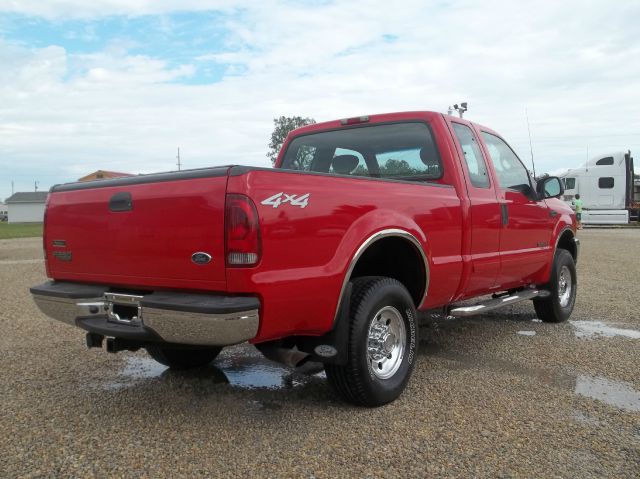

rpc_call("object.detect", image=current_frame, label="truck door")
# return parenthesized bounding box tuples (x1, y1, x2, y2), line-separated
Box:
(478, 130, 553, 288)
(449, 121, 502, 296)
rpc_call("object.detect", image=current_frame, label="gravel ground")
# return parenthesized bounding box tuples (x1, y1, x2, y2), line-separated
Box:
(1, 231, 639, 478)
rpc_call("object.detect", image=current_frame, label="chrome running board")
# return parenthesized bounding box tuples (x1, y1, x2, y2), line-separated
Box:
(448, 289, 550, 318)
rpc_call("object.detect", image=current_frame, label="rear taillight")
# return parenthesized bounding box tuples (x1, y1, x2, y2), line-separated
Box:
(225, 194, 261, 267)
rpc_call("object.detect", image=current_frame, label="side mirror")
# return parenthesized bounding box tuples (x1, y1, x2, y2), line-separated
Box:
(536, 176, 564, 199)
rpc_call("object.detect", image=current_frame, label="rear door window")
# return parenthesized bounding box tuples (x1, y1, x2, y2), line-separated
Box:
(281, 122, 443, 181)
(451, 123, 490, 188)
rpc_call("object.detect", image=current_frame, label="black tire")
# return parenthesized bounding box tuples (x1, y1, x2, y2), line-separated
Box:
(325, 276, 418, 407)
(534, 249, 577, 323)
(145, 344, 222, 369)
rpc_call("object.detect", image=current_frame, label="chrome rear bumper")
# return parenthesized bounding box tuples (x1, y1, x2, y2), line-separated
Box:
(30, 281, 259, 346)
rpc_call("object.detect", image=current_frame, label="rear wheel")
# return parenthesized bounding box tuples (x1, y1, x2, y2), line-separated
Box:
(145, 344, 222, 369)
(534, 249, 577, 323)
(325, 277, 418, 407)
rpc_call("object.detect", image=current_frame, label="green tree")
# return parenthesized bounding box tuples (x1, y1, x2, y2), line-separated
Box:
(267, 116, 316, 165)
(379, 159, 417, 176)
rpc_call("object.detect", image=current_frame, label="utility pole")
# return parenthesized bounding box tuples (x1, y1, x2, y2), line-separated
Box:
(34, 181, 39, 192)
(586, 146, 589, 172)
(176, 147, 181, 171)
(11, 180, 14, 195)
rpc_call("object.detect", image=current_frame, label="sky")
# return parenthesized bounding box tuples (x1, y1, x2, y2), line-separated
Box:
(1, 0, 639, 200)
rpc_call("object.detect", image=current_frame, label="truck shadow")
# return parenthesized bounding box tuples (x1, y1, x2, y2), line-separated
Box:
(103, 344, 333, 406)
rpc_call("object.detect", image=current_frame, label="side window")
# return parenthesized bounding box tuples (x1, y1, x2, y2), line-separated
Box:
(480, 132, 531, 191)
(599, 177, 614, 189)
(451, 123, 490, 188)
(596, 157, 614, 166)
(563, 178, 576, 190)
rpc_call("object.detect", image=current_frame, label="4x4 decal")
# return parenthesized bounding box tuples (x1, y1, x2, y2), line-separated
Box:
(261, 192, 310, 209)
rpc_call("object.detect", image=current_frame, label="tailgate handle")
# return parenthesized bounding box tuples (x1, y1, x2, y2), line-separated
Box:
(109, 192, 133, 212)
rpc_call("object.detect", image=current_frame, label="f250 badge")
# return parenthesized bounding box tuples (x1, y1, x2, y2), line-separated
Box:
(261, 192, 310, 209)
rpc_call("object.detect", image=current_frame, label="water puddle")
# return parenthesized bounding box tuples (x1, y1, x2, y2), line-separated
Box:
(570, 321, 640, 339)
(0, 259, 43, 265)
(120, 356, 166, 380)
(574, 375, 640, 413)
(103, 357, 169, 390)
(516, 330, 536, 336)
(105, 344, 325, 392)
(422, 343, 640, 413)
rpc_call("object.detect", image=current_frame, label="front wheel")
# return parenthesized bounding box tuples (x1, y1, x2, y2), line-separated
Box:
(145, 344, 222, 369)
(534, 249, 577, 323)
(325, 277, 418, 407)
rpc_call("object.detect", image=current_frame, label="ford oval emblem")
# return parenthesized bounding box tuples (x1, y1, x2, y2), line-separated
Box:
(191, 252, 212, 265)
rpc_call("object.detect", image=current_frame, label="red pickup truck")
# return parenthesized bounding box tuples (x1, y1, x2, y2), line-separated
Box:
(31, 111, 579, 406)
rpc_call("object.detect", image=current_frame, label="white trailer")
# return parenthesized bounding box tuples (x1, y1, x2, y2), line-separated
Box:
(558, 151, 637, 224)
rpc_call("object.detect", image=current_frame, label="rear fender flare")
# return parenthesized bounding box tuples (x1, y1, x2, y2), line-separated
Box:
(333, 228, 430, 324)
(298, 226, 429, 365)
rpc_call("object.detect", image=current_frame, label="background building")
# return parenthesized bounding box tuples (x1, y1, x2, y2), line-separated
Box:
(5, 192, 48, 223)
(78, 170, 133, 182)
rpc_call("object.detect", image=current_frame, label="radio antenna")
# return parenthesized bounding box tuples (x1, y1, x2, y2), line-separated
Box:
(525, 108, 536, 178)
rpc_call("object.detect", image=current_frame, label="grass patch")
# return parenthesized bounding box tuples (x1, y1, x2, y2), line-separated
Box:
(0, 222, 43, 239)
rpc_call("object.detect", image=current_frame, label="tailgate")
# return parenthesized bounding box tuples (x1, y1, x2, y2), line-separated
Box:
(45, 168, 229, 291)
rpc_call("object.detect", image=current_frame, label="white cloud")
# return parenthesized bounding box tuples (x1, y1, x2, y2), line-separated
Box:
(1, 0, 640, 199)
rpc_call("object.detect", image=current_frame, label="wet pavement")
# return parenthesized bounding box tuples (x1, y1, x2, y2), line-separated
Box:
(104, 345, 327, 392)
(570, 320, 640, 339)
(420, 340, 640, 414)
(108, 341, 640, 415)
(1, 231, 639, 477)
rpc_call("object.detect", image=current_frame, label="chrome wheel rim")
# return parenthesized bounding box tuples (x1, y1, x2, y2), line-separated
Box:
(558, 265, 572, 307)
(367, 306, 406, 380)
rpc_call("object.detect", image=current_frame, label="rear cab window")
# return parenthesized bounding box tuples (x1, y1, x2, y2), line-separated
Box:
(280, 122, 445, 183)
